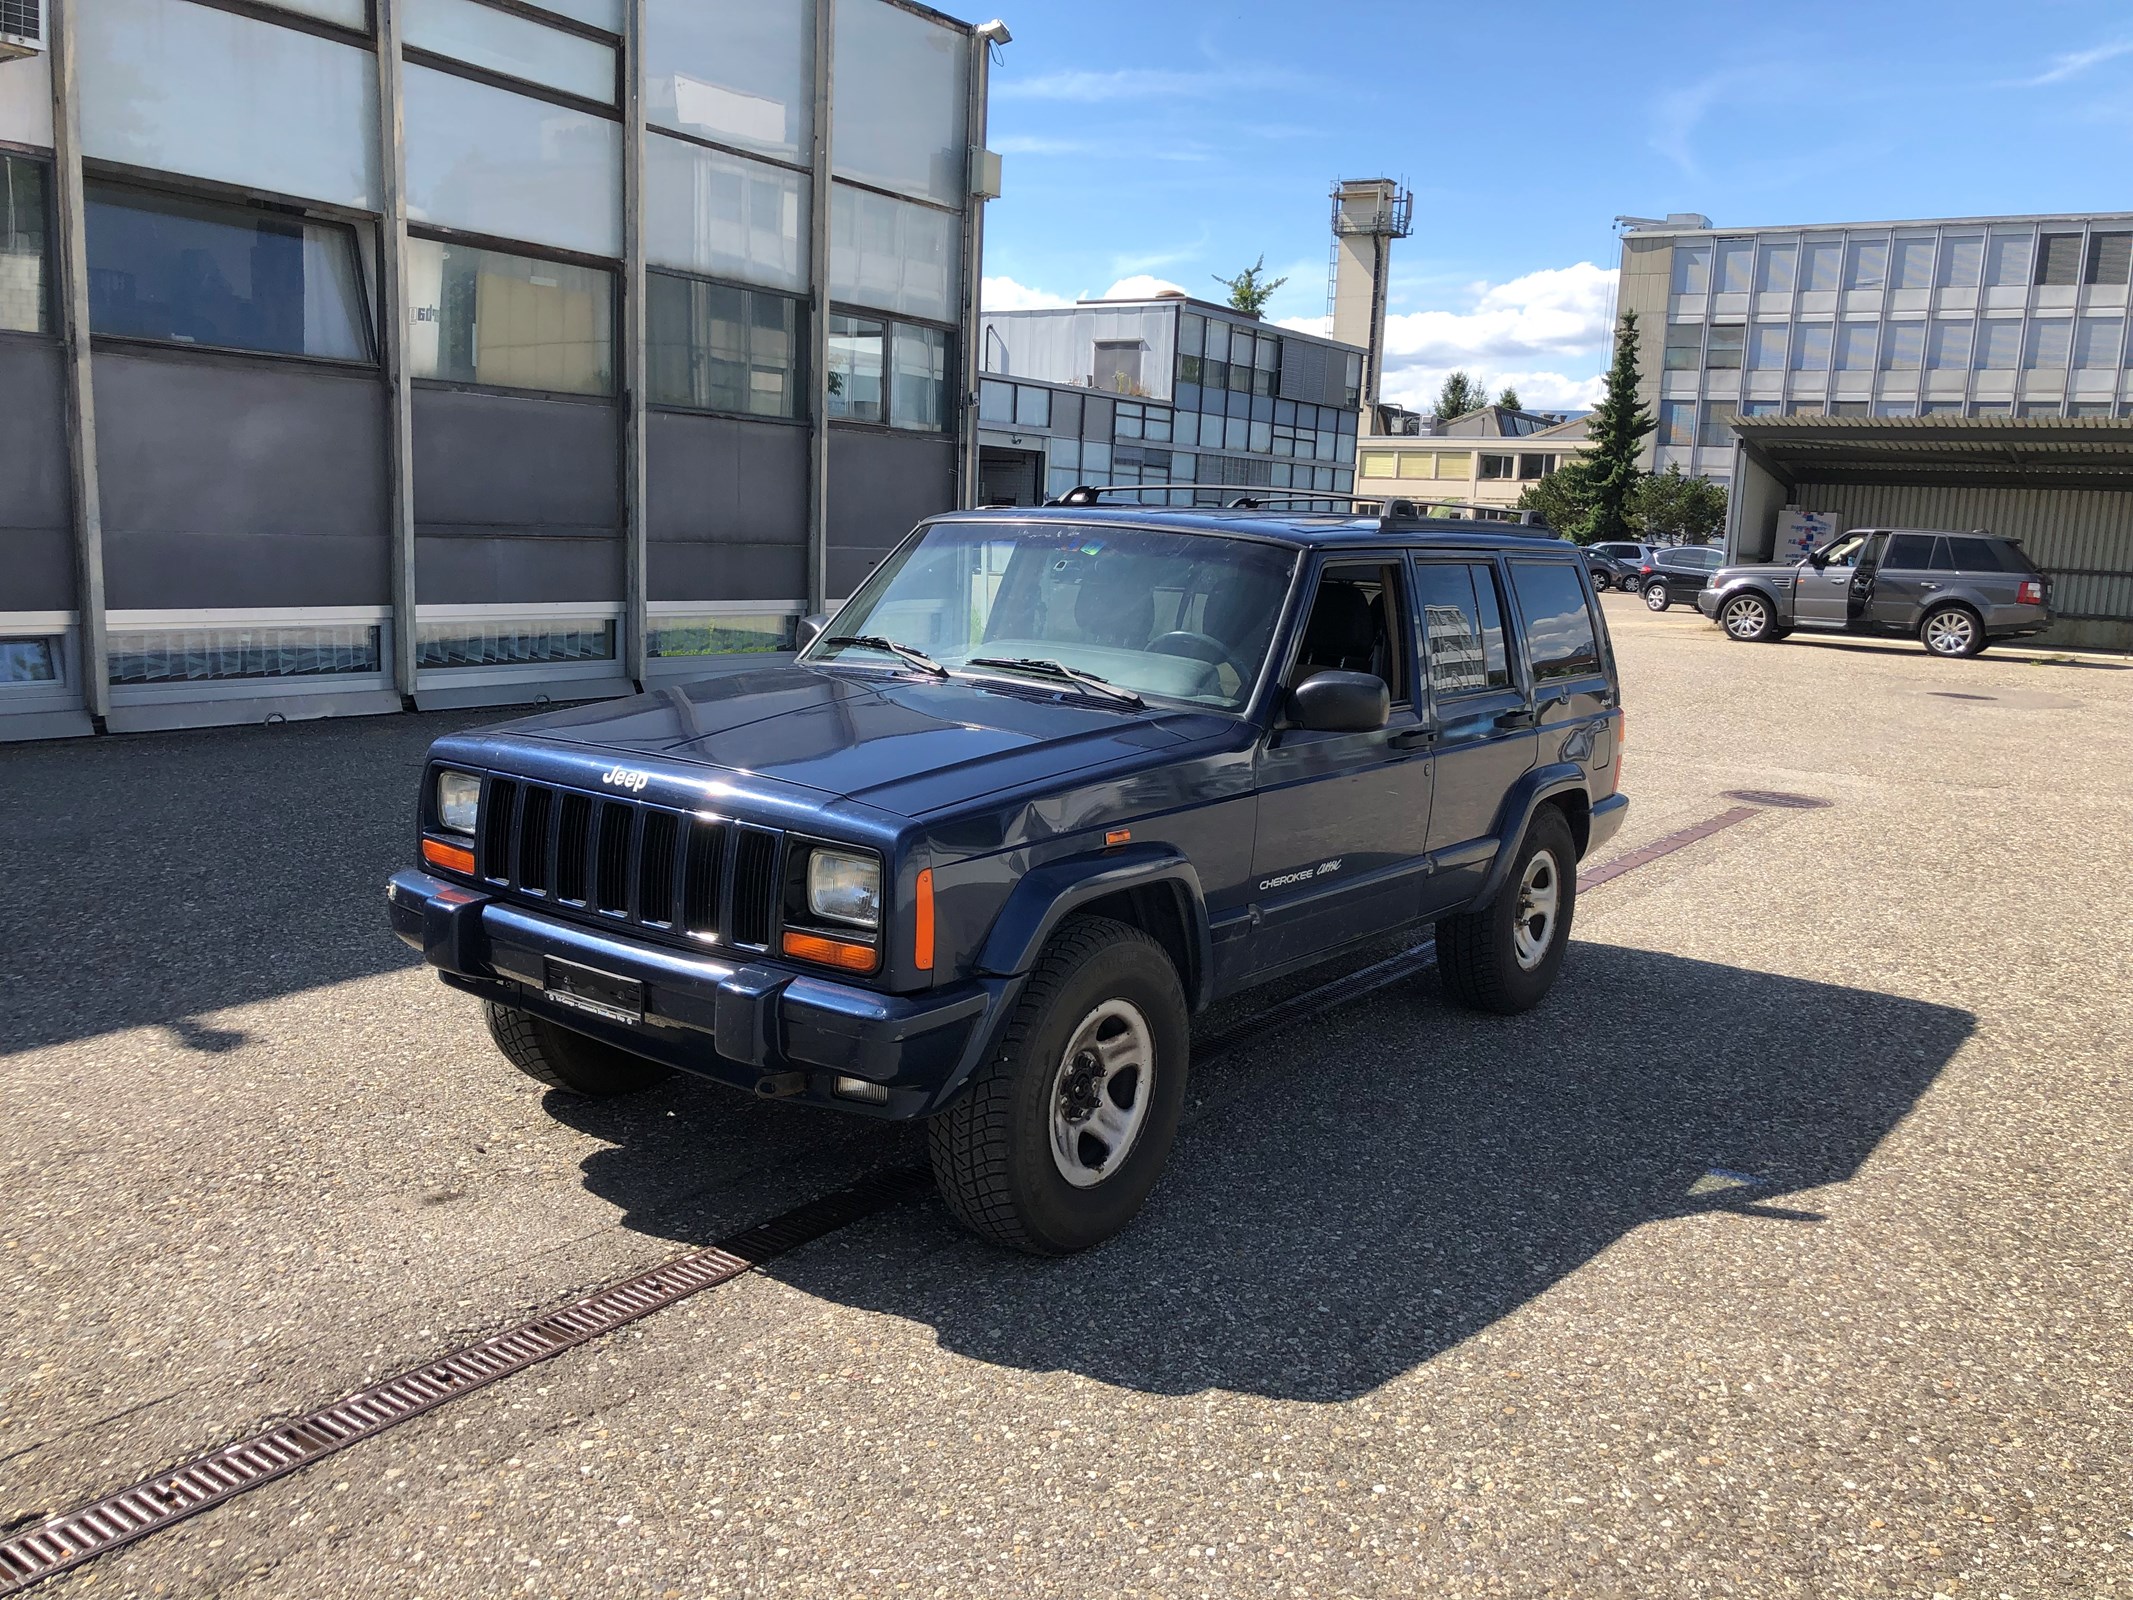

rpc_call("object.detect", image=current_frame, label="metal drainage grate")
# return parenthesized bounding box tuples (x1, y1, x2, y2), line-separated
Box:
(1719, 789, 1835, 811)
(0, 1169, 929, 1597)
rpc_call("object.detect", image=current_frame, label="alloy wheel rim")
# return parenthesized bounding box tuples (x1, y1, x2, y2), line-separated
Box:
(1645, 587, 1667, 610)
(1927, 611, 1974, 654)
(1048, 999, 1155, 1188)
(1511, 848, 1561, 971)
(1725, 597, 1766, 638)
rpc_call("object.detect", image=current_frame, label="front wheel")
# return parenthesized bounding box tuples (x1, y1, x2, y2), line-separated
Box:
(1617, 575, 1643, 596)
(1590, 571, 1612, 592)
(1644, 582, 1672, 612)
(928, 915, 1190, 1255)
(1720, 591, 1778, 641)
(1920, 604, 1986, 658)
(484, 1001, 670, 1096)
(1436, 806, 1577, 1015)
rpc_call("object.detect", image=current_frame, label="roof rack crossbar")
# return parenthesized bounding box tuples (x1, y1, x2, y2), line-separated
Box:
(1037, 483, 1551, 536)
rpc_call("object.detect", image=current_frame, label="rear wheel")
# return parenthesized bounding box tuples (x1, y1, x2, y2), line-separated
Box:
(1617, 574, 1643, 596)
(1644, 582, 1672, 612)
(484, 1001, 669, 1096)
(1720, 591, 1778, 641)
(1590, 570, 1612, 592)
(928, 916, 1189, 1255)
(1436, 807, 1577, 1016)
(1920, 603, 1985, 658)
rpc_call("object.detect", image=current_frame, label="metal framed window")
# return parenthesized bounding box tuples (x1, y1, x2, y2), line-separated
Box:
(647, 271, 802, 418)
(407, 234, 614, 395)
(0, 153, 51, 336)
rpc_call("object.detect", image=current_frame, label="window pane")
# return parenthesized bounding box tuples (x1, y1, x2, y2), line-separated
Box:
(87, 185, 370, 361)
(1670, 244, 1710, 295)
(645, 133, 806, 292)
(1984, 233, 2030, 287)
(1177, 312, 1203, 357)
(1844, 239, 1887, 290)
(409, 236, 612, 393)
(645, 0, 810, 164)
(1412, 562, 1508, 694)
(1938, 234, 1983, 288)
(1714, 240, 1752, 294)
(79, 0, 379, 210)
(404, 65, 621, 258)
(828, 182, 957, 322)
(1747, 324, 1786, 369)
(646, 273, 799, 416)
(1834, 322, 1877, 370)
(417, 618, 614, 668)
(1890, 237, 1935, 290)
(1880, 321, 1923, 370)
(2022, 317, 2072, 370)
(1755, 243, 1796, 294)
(1705, 324, 1744, 369)
(825, 312, 884, 422)
(891, 324, 948, 431)
(524, 0, 624, 31)
(2036, 233, 2082, 287)
(1, 156, 51, 335)
(1359, 450, 1395, 479)
(404, 0, 617, 103)
(1882, 534, 1935, 570)
(1801, 238, 1842, 292)
(1663, 324, 1702, 369)
(978, 377, 1012, 423)
(2074, 316, 2124, 369)
(2086, 232, 2132, 286)
(831, 0, 966, 207)
(1509, 561, 1600, 683)
(1657, 399, 1692, 445)
(1791, 323, 1832, 370)
(1926, 319, 1972, 370)
(1014, 384, 1049, 428)
(260, 0, 370, 25)
(1697, 402, 1733, 447)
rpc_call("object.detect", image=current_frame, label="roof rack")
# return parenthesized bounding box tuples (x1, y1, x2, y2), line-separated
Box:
(1037, 483, 1556, 536)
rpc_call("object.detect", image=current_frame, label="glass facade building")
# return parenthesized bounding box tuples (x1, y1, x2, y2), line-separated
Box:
(0, 0, 992, 740)
(975, 298, 1361, 510)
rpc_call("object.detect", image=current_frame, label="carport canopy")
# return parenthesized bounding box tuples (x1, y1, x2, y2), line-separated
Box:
(1731, 412, 2133, 492)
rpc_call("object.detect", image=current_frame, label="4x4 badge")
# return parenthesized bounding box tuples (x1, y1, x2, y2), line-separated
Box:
(599, 766, 651, 793)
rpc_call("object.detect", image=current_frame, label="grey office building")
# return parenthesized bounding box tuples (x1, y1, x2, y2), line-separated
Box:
(0, 0, 996, 741)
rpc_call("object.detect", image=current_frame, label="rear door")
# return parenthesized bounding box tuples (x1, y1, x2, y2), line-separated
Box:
(1504, 559, 1616, 793)
(1864, 532, 1941, 629)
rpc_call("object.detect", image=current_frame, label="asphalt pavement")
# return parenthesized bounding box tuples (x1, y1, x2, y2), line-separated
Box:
(2, 597, 2128, 1598)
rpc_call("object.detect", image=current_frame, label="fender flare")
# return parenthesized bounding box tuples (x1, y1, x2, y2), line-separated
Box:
(975, 844, 1212, 1006)
(1473, 763, 1590, 908)
(1715, 580, 1785, 620)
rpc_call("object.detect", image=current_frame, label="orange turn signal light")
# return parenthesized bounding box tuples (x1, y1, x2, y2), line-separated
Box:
(782, 930, 879, 973)
(1105, 827, 1131, 847)
(914, 868, 935, 972)
(421, 836, 476, 875)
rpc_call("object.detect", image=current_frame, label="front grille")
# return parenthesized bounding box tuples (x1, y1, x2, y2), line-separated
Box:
(476, 777, 782, 948)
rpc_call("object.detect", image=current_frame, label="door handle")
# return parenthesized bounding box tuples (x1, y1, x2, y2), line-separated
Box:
(1390, 728, 1437, 751)
(1495, 708, 1538, 731)
(1919, 581, 1939, 591)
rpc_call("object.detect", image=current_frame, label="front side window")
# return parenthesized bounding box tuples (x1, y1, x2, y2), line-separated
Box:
(1508, 560, 1601, 684)
(88, 184, 372, 362)
(1412, 561, 1510, 696)
(647, 272, 800, 417)
(408, 236, 611, 393)
(1, 156, 51, 336)
(825, 312, 884, 422)
(806, 520, 1298, 711)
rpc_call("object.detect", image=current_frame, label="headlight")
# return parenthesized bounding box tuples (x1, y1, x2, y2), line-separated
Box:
(806, 849, 881, 928)
(436, 770, 482, 835)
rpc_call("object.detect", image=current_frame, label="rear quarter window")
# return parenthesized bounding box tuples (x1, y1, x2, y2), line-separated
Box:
(1509, 560, 1602, 683)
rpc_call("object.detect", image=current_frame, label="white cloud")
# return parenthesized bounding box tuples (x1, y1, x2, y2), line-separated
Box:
(982, 275, 1075, 312)
(996, 64, 1308, 103)
(2006, 35, 2133, 87)
(1098, 274, 1188, 301)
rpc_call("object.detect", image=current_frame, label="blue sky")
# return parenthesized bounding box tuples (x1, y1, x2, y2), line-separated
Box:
(977, 0, 2133, 410)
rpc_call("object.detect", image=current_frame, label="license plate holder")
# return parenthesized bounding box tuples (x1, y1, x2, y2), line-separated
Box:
(542, 957, 644, 1026)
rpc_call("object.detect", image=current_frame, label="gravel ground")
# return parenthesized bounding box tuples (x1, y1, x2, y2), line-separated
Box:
(3, 596, 2128, 1598)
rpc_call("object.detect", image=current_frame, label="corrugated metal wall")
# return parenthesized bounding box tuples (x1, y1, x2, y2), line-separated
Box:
(1793, 482, 2133, 622)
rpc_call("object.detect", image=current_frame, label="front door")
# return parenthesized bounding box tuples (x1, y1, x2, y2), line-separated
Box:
(1794, 529, 1872, 626)
(1410, 556, 1536, 913)
(1247, 558, 1434, 974)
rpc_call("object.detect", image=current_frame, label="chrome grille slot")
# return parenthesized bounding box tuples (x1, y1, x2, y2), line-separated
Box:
(640, 812, 679, 925)
(479, 777, 518, 881)
(682, 819, 727, 940)
(730, 829, 780, 948)
(594, 802, 634, 915)
(554, 793, 592, 902)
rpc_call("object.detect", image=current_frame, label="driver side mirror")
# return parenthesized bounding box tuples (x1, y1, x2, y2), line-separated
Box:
(794, 612, 830, 652)
(1288, 669, 1390, 734)
(1808, 552, 1827, 569)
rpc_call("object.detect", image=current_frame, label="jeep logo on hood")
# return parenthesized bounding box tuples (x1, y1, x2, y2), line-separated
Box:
(600, 766, 652, 793)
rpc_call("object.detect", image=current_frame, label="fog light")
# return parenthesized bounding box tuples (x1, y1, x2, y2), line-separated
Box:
(833, 1075, 888, 1104)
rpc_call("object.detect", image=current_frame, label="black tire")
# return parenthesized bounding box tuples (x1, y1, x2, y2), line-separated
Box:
(1617, 574, 1643, 596)
(1644, 582, 1671, 612)
(1590, 571, 1612, 592)
(928, 915, 1189, 1255)
(1719, 590, 1779, 642)
(1919, 603, 1986, 658)
(484, 1000, 669, 1096)
(1436, 806, 1577, 1016)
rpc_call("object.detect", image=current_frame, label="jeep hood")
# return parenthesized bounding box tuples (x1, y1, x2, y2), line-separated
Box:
(496, 663, 1196, 810)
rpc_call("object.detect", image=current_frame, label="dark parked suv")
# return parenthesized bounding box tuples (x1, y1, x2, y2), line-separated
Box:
(389, 506, 1627, 1254)
(1698, 527, 2052, 657)
(1635, 546, 1725, 611)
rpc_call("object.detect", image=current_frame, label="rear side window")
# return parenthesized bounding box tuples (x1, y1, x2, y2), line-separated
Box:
(1883, 533, 1937, 569)
(1940, 536, 2013, 572)
(1509, 560, 1602, 683)
(1412, 561, 1511, 695)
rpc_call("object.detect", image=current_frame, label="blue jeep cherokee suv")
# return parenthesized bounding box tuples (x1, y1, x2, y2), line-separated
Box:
(389, 505, 1627, 1253)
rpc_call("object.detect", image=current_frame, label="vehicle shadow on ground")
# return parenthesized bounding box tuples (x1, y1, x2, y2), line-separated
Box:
(568, 941, 1972, 1403)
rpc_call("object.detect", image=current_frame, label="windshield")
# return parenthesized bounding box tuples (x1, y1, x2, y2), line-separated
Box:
(805, 520, 1297, 711)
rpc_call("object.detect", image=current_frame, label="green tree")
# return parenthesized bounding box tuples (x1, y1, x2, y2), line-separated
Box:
(1495, 384, 1522, 411)
(1515, 458, 1597, 541)
(1212, 255, 1288, 318)
(1434, 370, 1488, 420)
(1582, 311, 1656, 542)
(1628, 463, 1728, 542)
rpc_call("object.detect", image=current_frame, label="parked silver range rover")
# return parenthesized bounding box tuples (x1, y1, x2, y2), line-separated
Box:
(1697, 527, 2052, 658)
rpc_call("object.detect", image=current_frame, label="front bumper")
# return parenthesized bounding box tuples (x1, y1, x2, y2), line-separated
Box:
(387, 870, 1005, 1118)
(1695, 589, 1722, 619)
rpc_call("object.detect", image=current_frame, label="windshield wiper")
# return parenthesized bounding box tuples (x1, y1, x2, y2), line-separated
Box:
(821, 635, 948, 677)
(965, 656, 1145, 707)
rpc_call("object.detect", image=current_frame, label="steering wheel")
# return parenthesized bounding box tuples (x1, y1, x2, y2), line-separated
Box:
(1149, 630, 1254, 686)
